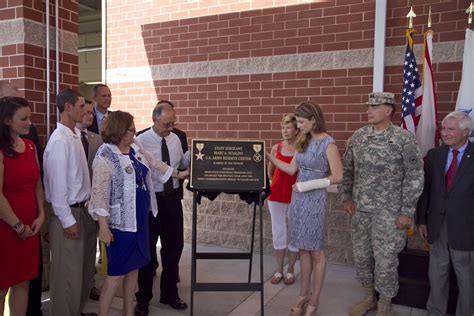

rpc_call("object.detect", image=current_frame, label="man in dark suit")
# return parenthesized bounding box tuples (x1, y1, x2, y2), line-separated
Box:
(88, 84, 112, 134)
(416, 111, 474, 316)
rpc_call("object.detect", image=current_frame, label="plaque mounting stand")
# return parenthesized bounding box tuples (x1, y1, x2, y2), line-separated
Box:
(189, 139, 267, 315)
(190, 190, 265, 316)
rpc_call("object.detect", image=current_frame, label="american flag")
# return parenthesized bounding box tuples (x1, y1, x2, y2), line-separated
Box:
(401, 30, 423, 133)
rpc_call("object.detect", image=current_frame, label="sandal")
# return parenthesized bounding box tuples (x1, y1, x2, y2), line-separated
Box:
(270, 272, 283, 284)
(290, 295, 310, 316)
(284, 272, 296, 285)
(304, 304, 318, 316)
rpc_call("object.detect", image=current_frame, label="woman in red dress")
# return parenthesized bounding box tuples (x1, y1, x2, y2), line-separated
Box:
(0, 96, 45, 315)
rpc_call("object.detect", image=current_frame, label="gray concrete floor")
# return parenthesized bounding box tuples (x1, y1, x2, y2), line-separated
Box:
(39, 243, 428, 316)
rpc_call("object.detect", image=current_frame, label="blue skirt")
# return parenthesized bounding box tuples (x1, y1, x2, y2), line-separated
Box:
(106, 186, 151, 276)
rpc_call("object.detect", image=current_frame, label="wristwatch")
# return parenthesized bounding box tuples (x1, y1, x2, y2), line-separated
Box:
(11, 221, 24, 233)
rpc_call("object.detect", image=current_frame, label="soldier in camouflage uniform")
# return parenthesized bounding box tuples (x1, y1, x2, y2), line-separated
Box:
(339, 92, 424, 316)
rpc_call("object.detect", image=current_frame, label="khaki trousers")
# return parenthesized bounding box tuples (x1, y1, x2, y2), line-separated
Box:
(49, 207, 97, 316)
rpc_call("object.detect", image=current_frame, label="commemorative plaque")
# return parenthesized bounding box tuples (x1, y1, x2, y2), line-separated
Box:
(190, 139, 266, 191)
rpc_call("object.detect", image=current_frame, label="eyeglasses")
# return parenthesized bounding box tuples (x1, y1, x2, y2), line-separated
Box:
(160, 122, 177, 129)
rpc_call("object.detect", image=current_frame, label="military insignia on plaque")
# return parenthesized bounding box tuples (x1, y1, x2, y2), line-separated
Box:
(253, 143, 262, 162)
(195, 143, 205, 160)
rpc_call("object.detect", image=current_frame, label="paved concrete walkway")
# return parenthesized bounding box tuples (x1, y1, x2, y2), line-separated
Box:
(38, 243, 427, 316)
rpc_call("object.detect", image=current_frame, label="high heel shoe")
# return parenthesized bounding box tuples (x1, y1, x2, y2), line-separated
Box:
(290, 296, 309, 316)
(304, 304, 318, 316)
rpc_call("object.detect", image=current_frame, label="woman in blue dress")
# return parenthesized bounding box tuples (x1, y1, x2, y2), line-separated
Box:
(88, 111, 183, 316)
(267, 101, 343, 316)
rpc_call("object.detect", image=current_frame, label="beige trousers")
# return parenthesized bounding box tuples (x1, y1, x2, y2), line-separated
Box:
(49, 207, 97, 316)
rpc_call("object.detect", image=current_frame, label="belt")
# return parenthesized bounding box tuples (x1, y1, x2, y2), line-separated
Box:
(155, 189, 180, 198)
(70, 201, 87, 208)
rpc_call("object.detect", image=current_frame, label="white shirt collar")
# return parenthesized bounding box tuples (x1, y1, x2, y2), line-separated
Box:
(57, 122, 79, 138)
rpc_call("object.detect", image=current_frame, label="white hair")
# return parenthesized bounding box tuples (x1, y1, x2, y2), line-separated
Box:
(442, 111, 473, 131)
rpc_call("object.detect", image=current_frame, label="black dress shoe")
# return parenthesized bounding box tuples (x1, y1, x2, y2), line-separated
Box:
(159, 297, 188, 310)
(134, 302, 149, 316)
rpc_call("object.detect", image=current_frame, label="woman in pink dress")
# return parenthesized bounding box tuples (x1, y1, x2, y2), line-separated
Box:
(0, 97, 45, 315)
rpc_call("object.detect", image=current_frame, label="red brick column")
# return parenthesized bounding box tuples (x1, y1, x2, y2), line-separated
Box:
(0, 1, 79, 144)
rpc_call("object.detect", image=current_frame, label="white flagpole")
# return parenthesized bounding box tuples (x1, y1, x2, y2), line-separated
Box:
(416, 30, 438, 157)
(455, 28, 474, 141)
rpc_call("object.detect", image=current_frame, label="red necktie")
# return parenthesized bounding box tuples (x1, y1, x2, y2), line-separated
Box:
(445, 149, 458, 191)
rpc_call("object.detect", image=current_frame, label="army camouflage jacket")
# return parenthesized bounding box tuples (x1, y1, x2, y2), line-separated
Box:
(340, 124, 424, 216)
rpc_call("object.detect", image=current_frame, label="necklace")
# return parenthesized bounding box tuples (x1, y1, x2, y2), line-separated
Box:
(131, 155, 147, 190)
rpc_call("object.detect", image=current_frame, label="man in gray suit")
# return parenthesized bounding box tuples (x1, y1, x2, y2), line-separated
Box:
(77, 101, 103, 173)
(417, 111, 474, 316)
(76, 100, 103, 301)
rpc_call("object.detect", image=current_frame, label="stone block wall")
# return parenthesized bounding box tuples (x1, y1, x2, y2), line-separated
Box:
(182, 191, 273, 253)
(182, 185, 356, 265)
(182, 184, 426, 265)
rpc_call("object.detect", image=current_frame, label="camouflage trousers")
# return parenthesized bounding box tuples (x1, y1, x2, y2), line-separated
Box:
(351, 210, 406, 298)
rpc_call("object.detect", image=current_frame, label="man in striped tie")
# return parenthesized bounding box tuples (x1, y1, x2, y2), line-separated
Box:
(417, 111, 474, 316)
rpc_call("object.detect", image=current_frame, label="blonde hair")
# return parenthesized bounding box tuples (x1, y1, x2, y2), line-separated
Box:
(281, 114, 297, 129)
(294, 101, 326, 152)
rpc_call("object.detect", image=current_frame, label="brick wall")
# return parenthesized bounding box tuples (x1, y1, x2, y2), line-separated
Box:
(107, 0, 466, 148)
(0, 1, 79, 144)
(105, 0, 468, 261)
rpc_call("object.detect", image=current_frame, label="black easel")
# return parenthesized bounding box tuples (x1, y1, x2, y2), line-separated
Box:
(190, 190, 265, 316)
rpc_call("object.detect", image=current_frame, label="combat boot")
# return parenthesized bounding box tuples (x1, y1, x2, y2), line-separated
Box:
(375, 295, 393, 316)
(349, 283, 377, 316)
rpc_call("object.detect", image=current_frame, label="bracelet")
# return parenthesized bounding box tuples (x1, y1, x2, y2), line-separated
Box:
(17, 225, 26, 236)
(11, 221, 23, 232)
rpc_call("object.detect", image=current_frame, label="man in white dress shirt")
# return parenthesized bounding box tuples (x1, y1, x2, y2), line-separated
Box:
(43, 89, 97, 316)
(135, 103, 190, 314)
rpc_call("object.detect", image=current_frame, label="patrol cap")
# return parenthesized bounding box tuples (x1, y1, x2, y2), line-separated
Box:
(366, 92, 395, 106)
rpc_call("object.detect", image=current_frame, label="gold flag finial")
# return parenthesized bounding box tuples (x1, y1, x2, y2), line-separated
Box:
(428, 6, 432, 29)
(406, 6, 416, 29)
(467, 2, 473, 27)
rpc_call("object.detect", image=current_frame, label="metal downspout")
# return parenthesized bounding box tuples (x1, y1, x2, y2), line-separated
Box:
(101, 0, 107, 84)
(373, 0, 387, 92)
(46, 0, 51, 139)
(55, 0, 60, 123)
